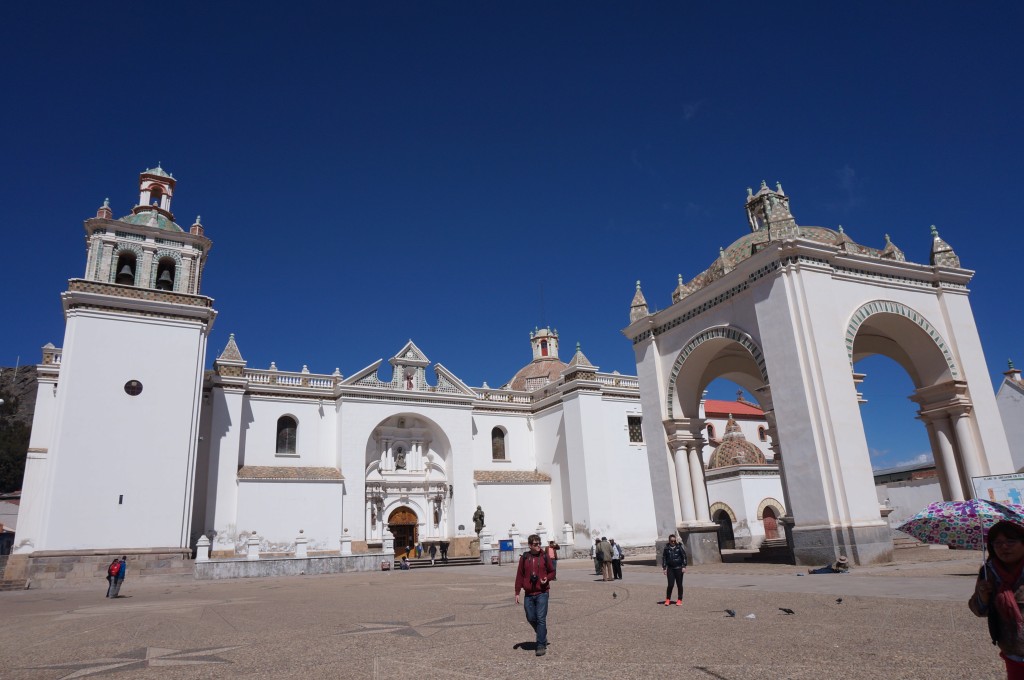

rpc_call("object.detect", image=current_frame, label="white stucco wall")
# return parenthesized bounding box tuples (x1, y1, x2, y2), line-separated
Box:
(28, 310, 206, 551)
(997, 379, 1024, 472)
(236, 480, 344, 552)
(475, 482, 552, 548)
(876, 478, 942, 530)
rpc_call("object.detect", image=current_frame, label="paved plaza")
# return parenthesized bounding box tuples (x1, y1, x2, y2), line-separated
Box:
(0, 548, 1004, 679)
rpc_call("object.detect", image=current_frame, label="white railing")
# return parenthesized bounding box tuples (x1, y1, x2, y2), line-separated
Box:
(475, 388, 533, 404)
(243, 369, 337, 390)
(596, 373, 639, 389)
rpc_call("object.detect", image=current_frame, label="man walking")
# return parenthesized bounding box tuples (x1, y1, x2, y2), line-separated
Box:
(514, 533, 555, 657)
(440, 540, 449, 564)
(610, 539, 623, 580)
(598, 537, 614, 581)
(662, 534, 687, 606)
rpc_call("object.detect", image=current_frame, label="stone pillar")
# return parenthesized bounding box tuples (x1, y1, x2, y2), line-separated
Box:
(933, 416, 965, 500)
(688, 444, 711, 522)
(195, 534, 210, 562)
(340, 528, 353, 556)
(294, 530, 308, 558)
(562, 523, 574, 559)
(536, 523, 547, 546)
(508, 523, 520, 549)
(246, 532, 260, 561)
(953, 411, 982, 497)
(479, 525, 493, 549)
(673, 447, 696, 523)
(923, 420, 952, 501)
(383, 528, 394, 554)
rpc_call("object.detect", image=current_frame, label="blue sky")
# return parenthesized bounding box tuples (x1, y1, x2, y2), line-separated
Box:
(1, 3, 1021, 469)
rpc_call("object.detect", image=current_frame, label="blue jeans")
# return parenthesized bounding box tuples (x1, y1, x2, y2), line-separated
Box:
(523, 591, 549, 647)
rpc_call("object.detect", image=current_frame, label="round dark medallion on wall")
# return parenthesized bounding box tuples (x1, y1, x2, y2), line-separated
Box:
(124, 380, 143, 396)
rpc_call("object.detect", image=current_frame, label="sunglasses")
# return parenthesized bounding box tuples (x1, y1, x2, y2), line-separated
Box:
(529, 542, 541, 546)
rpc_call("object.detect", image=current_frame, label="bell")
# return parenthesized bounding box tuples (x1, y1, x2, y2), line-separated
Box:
(156, 269, 174, 290)
(115, 264, 134, 285)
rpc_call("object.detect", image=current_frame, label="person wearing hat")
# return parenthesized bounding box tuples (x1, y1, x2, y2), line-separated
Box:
(808, 555, 850, 574)
(598, 537, 614, 581)
(969, 520, 1024, 679)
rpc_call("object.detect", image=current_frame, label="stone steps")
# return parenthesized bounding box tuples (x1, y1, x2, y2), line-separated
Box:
(405, 556, 482, 569)
(0, 579, 29, 591)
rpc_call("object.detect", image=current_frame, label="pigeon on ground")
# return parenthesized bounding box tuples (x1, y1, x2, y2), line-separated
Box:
(725, 609, 736, 617)
(779, 608, 795, 615)
(836, 598, 843, 604)
(613, 592, 617, 599)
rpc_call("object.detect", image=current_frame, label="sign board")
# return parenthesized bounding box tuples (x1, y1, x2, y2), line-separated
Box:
(973, 473, 1024, 506)
(499, 539, 514, 552)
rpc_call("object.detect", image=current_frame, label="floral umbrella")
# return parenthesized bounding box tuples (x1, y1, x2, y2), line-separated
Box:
(896, 499, 1024, 551)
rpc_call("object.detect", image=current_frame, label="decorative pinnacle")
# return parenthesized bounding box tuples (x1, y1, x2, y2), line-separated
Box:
(635, 280, 641, 290)
(719, 246, 725, 257)
(576, 342, 581, 351)
(103, 197, 110, 207)
(195, 215, 202, 224)
(838, 225, 844, 233)
(930, 224, 939, 237)
(677, 273, 683, 286)
(760, 180, 767, 189)
(747, 187, 753, 197)
(1011, 359, 1016, 370)
(885, 233, 892, 244)
(776, 181, 783, 193)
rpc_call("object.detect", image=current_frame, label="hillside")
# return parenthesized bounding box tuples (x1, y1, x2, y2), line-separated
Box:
(0, 365, 36, 492)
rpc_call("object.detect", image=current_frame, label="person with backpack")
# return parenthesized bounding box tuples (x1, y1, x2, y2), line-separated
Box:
(105, 558, 121, 598)
(545, 540, 559, 581)
(662, 534, 687, 606)
(109, 555, 127, 597)
(514, 533, 555, 657)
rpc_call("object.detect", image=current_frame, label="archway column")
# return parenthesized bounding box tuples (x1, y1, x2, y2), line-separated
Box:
(952, 410, 983, 496)
(931, 417, 965, 501)
(687, 444, 711, 522)
(673, 446, 697, 523)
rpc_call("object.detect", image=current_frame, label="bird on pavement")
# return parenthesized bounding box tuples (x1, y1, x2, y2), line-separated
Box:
(836, 598, 843, 604)
(725, 609, 736, 617)
(779, 608, 795, 615)
(613, 592, 617, 599)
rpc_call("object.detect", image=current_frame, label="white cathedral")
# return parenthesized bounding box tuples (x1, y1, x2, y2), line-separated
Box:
(9, 167, 784, 579)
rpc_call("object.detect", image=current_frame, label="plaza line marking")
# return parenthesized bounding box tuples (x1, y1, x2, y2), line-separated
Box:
(340, 614, 485, 638)
(25, 646, 242, 679)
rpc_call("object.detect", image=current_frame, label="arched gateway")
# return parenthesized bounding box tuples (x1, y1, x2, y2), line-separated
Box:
(625, 183, 1013, 566)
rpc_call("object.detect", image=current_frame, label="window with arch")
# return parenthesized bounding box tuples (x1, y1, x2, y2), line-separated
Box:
(276, 416, 298, 454)
(155, 257, 177, 291)
(150, 188, 163, 207)
(540, 340, 548, 357)
(758, 426, 768, 442)
(115, 251, 137, 285)
(491, 427, 506, 460)
(706, 423, 716, 441)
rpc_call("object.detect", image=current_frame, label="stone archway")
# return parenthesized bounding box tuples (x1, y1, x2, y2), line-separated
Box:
(626, 183, 1013, 566)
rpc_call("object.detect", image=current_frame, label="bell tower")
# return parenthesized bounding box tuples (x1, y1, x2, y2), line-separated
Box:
(12, 166, 218, 573)
(530, 327, 559, 360)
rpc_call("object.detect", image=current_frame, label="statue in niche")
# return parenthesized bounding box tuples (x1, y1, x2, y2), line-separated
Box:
(405, 370, 414, 390)
(371, 506, 377, 527)
(473, 505, 485, 534)
(395, 446, 406, 470)
(433, 504, 440, 526)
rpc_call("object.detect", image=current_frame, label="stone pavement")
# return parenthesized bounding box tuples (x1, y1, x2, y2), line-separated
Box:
(0, 548, 1004, 679)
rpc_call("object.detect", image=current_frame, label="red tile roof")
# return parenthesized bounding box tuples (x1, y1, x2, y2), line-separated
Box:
(704, 399, 764, 418)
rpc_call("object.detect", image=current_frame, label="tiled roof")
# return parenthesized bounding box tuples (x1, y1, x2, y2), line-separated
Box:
(474, 470, 552, 484)
(237, 466, 344, 480)
(704, 399, 764, 417)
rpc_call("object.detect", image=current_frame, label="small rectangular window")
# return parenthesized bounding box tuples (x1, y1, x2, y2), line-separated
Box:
(627, 416, 643, 443)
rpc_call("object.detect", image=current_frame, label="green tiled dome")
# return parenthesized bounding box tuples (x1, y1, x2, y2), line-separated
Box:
(120, 210, 183, 232)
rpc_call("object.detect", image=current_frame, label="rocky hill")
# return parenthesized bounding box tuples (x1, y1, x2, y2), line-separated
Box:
(1, 366, 37, 428)
(0, 365, 35, 493)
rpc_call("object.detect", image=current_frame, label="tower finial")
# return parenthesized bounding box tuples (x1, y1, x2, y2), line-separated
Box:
(930, 224, 939, 237)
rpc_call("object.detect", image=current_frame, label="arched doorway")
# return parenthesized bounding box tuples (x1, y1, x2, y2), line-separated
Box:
(388, 506, 418, 557)
(762, 507, 778, 540)
(713, 509, 735, 549)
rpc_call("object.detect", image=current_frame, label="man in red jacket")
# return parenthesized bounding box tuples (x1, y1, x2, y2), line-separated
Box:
(514, 533, 555, 656)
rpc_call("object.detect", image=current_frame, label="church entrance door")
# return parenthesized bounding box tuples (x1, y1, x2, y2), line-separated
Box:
(388, 506, 418, 557)
(762, 507, 779, 540)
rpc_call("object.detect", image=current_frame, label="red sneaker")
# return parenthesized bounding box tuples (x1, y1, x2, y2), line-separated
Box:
(664, 599, 671, 606)
(676, 600, 683, 606)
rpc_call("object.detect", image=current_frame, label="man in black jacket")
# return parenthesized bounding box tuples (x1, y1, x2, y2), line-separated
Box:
(661, 534, 687, 606)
